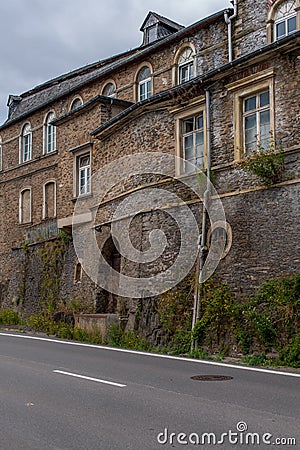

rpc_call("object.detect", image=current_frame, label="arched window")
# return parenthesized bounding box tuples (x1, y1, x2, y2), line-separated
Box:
(44, 112, 56, 154)
(177, 47, 195, 84)
(20, 123, 32, 163)
(137, 66, 152, 101)
(274, 0, 297, 38)
(78, 153, 91, 196)
(70, 97, 83, 111)
(43, 181, 56, 219)
(267, 0, 298, 42)
(19, 188, 31, 224)
(102, 82, 116, 97)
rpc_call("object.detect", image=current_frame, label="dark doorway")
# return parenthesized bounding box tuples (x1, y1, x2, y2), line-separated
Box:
(100, 237, 121, 313)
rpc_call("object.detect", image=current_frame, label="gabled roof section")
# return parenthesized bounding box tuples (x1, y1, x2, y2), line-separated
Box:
(140, 11, 184, 33)
(140, 11, 184, 45)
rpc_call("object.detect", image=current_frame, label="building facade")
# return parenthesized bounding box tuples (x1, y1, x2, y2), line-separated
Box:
(0, 0, 299, 342)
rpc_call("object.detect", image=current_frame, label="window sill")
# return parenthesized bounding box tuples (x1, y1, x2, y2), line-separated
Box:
(41, 150, 58, 158)
(71, 193, 93, 203)
(18, 222, 33, 227)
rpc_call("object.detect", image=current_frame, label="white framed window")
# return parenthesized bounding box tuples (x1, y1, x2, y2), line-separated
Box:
(182, 114, 205, 171)
(274, 0, 297, 39)
(102, 82, 116, 97)
(174, 102, 206, 175)
(178, 47, 195, 84)
(70, 96, 83, 111)
(77, 153, 91, 196)
(19, 188, 31, 224)
(20, 123, 32, 163)
(243, 90, 271, 155)
(43, 181, 56, 219)
(137, 66, 152, 101)
(44, 112, 56, 154)
(228, 69, 275, 160)
(146, 25, 157, 44)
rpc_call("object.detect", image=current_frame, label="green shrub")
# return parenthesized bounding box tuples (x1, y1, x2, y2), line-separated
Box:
(193, 279, 238, 353)
(241, 273, 300, 351)
(157, 278, 194, 353)
(279, 335, 300, 368)
(0, 309, 20, 325)
(106, 323, 152, 351)
(242, 353, 268, 367)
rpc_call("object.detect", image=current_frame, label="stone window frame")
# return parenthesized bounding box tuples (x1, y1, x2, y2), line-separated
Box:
(69, 96, 83, 111)
(19, 187, 32, 225)
(173, 43, 196, 86)
(227, 69, 275, 161)
(134, 63, 153, 102)
(43, 180, 56, 220)
(102, 80, 116, 98)
(267, 0, 300, 43)
(43, 111, 56, 155)
(173, 99, 207, 176)
(71, 143, 92, 198)
(19, 122, 32, 164)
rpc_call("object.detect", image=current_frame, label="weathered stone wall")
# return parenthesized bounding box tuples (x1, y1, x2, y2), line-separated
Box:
(0, 3, 299, 346)
(234, 0, 269, 59)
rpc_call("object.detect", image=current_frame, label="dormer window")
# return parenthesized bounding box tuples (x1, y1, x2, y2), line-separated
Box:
(274, 0, 297, 39)
(140, 11, 183, 46)
(147, 25, 157, 44)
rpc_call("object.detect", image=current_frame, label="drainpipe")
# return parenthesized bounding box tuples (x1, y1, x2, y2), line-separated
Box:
(224, 0, 238, 63)
(191, 88, 211, 350)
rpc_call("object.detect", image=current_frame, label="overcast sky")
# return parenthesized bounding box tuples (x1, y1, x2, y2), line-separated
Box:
(0, 0, 229, 124)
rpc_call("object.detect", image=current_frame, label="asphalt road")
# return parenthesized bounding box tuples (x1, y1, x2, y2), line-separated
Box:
(0, 331, 299, 450)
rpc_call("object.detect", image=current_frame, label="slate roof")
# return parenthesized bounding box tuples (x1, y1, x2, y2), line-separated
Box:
(0, 9, 228, 131)
(140, 11, 184, 32)
(1, 48, 138, 126)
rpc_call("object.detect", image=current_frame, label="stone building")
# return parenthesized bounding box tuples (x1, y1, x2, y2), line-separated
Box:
(0, 0, 299, 342)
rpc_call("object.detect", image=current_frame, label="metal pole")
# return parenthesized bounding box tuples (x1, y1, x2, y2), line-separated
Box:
(191, 89, 211, 351)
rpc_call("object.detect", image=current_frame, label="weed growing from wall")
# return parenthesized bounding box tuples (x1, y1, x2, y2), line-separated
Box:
(157, 278, 194, 354)
(239, 139, 285, 186)
(37, 233, 69, 313)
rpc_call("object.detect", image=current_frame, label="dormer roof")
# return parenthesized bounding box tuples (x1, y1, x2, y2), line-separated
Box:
(140, 11, 184, 45)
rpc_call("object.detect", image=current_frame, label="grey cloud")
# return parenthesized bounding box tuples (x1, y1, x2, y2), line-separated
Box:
(0, 0, 228, 124)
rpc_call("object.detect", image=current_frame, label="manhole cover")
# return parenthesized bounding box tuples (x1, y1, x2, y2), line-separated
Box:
(191, 375, 233, 381)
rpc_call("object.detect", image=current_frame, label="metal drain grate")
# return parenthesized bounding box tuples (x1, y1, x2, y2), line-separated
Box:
(191, 375, 233, 381)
